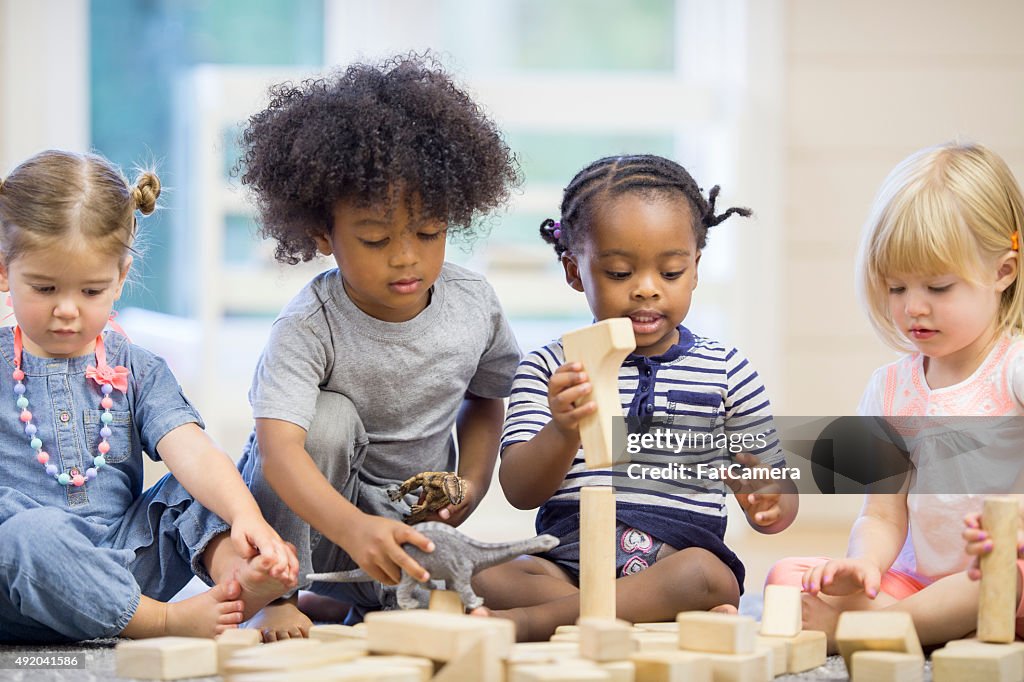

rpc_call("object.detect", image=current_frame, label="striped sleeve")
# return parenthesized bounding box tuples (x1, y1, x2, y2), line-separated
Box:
(500, 342, 564, 453)
(723, 347, 785, 467)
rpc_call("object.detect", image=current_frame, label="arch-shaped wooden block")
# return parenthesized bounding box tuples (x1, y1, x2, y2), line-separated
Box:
(562, 318, 635, 469)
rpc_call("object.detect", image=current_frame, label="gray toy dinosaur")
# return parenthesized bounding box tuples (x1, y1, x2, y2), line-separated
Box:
(306, 522, 558, 610)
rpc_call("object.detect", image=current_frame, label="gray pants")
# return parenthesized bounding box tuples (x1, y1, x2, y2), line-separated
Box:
(238, 391, 407, 611)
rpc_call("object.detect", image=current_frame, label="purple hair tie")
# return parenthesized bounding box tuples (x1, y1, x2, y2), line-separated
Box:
(552, 221, 562, 239)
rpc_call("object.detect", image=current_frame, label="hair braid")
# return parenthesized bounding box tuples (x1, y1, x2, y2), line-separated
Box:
(538, 154, 751, 257)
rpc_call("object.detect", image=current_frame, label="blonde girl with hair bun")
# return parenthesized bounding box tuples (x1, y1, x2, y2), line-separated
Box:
(765, 141, 1024, 650)
(0, 150, 298, 643)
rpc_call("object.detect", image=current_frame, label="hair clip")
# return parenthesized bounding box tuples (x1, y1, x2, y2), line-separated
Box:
(1013, 231, 1020, 252)
(552, 221, 562, 240)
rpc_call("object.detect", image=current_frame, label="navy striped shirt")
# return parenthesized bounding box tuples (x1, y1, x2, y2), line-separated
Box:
(501, 326, 784, 543)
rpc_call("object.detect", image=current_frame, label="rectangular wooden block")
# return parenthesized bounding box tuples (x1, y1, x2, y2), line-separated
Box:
(761, 630, 827, 674)
(705, 651, 772, 682)
(630, 631, 679, 652)
(629, 650, 712, 682)
(308, 624, 367, 642)
(580, 618, 637, 662)
(508, 642, 582, 664)
(933, 641, 1024, 682)
(755, 636, 787, 677)
(580, 486, 617, 621)
(365, 609, 514, 661)
(850, 651, 923, 682)
(115, 637, 217, 680)
(978, 496, 1021, 643)
(835, 611, 923, 674)
(223, 639, 367, 675)
(677, 612, 758, 654)
(634, 622, 678, 633)
(510, 663, 611, 681)
(759, 585, 802, 637)
(429, 589, 465, 615)
(216, 629, 263, 673)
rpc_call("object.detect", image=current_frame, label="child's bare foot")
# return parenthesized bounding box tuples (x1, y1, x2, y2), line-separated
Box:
(205, 534, 297, 621)
(234, 552, 297, 621)
(245, 598, 312, 642)
(117, 579, 245, 640)
(710, 603, 739, 615)
(801, 593, 840, 653)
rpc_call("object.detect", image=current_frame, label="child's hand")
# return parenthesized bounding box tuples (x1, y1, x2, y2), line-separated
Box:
(801, 558, 881, 598)
(727, 452, 783, 526)
(347, 514, 435, 585)
(963, 511, 1024, 581)
(548, 362, 596, 438)
(423, 479, 475, 527)
(229, 513, 300, 585)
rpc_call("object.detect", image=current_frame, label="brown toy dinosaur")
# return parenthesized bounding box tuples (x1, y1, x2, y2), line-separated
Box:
(387, 471, 466, 524)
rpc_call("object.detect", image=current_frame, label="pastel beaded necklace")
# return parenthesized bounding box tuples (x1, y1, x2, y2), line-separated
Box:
(12, 326, 129, 487)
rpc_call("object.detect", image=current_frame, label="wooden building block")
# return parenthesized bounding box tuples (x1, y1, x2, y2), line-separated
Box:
(677, 612, 758, 654)
(365, 609, 514, 661)
(600, 660, 635, 682)
(932, 642, 1023, 682)
(508, 642, 582, 664)
(936, 640, 1024, 682)
(348, 656, 433, 682)
(429, 589, 465, 615)
(630, 631, 679, 652)
(705, 651, 772, 682)
(115, 637, 217, 680)
(562, 318, 635, 469)
(850, 651, 923, 682)
(784, 630, 827, 674)
(308, 624, 367, 642)
(835, 612, 923, 675)
(580, 618, 637, 662)
(759, 585, 801, 637)
(634, 622, 678, 633)
(754, 636, 787, 677)
(945, 638, 1024, 671)
(223, 639, 366, 676)
(557, 625, 582, 635)
(760, 630, 827, 674)
(230, 663, 423, 682)
(216, 629, 263, 673)
(978, 496, 1021, 643)
(551, 632, 582, 643)
(432, 636, 502, 682)
(510, 663, 611, 681)
(629, 651, 712, 682)
(580, 486, 617, 620)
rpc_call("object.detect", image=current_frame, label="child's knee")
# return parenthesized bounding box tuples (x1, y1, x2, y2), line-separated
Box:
(305, 390, 367, 474)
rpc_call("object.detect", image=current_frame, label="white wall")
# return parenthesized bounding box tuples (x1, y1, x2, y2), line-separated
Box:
(0, 0, 89, 173)
(779, 0, 1024, 415)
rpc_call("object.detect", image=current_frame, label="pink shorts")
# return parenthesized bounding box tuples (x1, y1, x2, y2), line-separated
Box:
(766, 556, 1024, 638)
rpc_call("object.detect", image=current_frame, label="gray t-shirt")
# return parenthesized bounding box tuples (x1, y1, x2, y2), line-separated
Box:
(248, 262, 521, 482)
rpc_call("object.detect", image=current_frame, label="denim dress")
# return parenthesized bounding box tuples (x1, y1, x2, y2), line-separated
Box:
(0, 328, 229, 643)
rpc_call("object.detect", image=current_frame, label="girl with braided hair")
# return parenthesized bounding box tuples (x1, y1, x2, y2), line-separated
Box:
(476, 154, 797, 641)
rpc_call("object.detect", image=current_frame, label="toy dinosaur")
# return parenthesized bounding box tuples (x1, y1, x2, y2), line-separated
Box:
(306, 522, 559, 610)
(387, 471, 466, 524)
